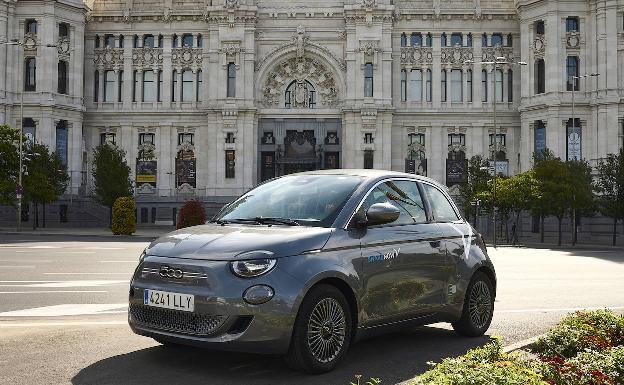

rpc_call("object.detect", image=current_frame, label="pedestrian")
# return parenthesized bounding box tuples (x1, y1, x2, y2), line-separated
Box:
(511, 222, 518, 246)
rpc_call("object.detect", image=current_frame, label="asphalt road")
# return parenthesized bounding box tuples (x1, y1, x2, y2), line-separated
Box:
(0, 234, 623, 385)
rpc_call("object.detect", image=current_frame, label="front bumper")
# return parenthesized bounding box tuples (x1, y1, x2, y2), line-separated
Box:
(128, 256, 303, 355)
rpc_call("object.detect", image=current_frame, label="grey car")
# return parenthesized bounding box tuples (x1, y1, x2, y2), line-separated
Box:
(129, 170, 496, 373)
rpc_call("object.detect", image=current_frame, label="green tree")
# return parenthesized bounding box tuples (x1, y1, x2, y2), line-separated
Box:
(92, 144, 132, 225)
(459, 155, 490, 223)
(22, 143, 69, 228)
(533, 149, 569, 246)
(595, 147, 624, 246)
(566, 160, 595, 246)
(0, 125, 23, 206)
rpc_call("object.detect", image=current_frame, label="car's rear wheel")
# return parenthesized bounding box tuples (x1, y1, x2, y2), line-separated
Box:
(286, 284, 352, 373)
(452, 272, 494, 337)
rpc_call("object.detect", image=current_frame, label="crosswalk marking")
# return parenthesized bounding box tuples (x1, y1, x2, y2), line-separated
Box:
(0, 304, 127, 317)
(0, 280, 127, 288)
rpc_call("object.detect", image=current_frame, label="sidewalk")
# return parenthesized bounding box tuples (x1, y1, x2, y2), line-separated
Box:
(487, 241, 623, 250)
(0, 226, 171, 240)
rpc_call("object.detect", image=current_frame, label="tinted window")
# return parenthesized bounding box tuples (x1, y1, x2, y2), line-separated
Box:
(360, 180, 427, 226)
(423, 183, 460, 222)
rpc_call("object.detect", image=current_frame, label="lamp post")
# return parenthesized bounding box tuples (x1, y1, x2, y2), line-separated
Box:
(2, 39, 57, 231)
(465, 57, 527, 248)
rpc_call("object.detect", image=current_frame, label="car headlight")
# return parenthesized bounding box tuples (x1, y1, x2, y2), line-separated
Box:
(230, 259, 277, 278)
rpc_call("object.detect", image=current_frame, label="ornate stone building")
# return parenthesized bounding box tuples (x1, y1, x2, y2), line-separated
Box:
(1, 0, 623, 226)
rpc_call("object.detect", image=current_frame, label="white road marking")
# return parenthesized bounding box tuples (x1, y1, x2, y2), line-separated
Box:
(496, 306, 624, 314)
(98, 261, 137, 263)
(0, 321, 127, 327)
(44, 272, 130, 275)
(0, 304, 127, 317)
(0, 280, 127, 288)
(52, 251, 96, 254)
(0, 266, 35, 268)
(0, 260, 52, 262)
(85, 247, 125, 250)
(0, 291, 108, 294)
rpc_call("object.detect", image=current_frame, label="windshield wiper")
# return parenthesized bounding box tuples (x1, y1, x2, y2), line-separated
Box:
(215, 218, 262, 225)
(253, 217, 301, 226)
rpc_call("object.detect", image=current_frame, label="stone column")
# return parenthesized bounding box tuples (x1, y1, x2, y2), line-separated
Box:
(431, 33, 441, 108)
(473, 30, 483, 105)
(162, 35, 172, 108)
(122, 34, 132, 108)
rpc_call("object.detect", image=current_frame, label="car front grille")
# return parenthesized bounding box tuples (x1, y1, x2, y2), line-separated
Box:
(129, 304, 227, 336)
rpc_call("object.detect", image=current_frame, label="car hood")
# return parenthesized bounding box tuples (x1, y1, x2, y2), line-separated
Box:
(145, 224, 334, 261)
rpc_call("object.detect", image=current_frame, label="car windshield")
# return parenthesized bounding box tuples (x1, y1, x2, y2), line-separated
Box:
(217, 175, 364, 227)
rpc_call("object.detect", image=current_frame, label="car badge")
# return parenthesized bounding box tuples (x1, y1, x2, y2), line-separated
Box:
(159, 265, 184, 279)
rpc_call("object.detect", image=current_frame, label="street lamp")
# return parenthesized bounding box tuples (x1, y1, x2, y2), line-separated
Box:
(465, 57, 527, 248)
(1, 39, 57, 231)
(569, 72, 599, 161)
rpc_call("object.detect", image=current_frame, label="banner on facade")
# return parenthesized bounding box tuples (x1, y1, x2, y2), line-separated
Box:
(488, 160, 509, 176)
(566, 125, 582, 161)
(446, 159, 467, 186)
(55, 126, 68, 168)
(405, 159, 427, 176)
(176, 158, 196, 188)
(136, 160, 157, 186)
(534, 125, 546, 155)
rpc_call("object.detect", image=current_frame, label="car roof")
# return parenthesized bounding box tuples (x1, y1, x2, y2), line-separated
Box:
(292, 169, 446, 190)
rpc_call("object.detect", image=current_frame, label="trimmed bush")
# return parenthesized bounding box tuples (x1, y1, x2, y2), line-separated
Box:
(111, 196, 136, 235)
(177, 199, 206, 229)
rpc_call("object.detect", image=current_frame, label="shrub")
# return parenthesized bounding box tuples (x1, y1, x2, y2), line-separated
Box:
(532, 310, 624, 359)
(111, 196, 136, 235)
(177, 199, 206, 229)
(537, 346, 624, 385)
(411, 338, 547, 385)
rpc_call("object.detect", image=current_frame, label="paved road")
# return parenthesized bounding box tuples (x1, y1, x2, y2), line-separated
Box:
(0, 234, 623, 385)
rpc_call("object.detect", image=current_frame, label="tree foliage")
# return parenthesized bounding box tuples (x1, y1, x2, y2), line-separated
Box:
(92, 144, 132, 209)
(111, 197, 136, 235)
(22, 142, 69, 207)
(459, 155, 490, 217)
(595, 147, 624, 246)
(0, 125, 24, 206)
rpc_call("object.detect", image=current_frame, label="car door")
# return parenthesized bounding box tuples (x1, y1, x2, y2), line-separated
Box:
(355, 179, 448, 327)
(421, 182, 472, 303)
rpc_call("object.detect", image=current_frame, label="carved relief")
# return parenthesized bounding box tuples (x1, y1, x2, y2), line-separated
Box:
(482, 47, 513, 62)
(400, 47, 433, 66)
(359, 40, 381, 57)
(532, 35, 545, 58)
(218, 42, 243, 69)
(224, 0, 240, 10)
(94, 48, 124, 69)
(57, 36, 71, 59)
(22, 33, 38, 54)
(132, 47, 164, 68)
(262, 57, 339, 107)
(172, 47, 203, 69)
(137, 142, 156, 160)
(566, 32, 580, 49)
(441, 47, 474, 65)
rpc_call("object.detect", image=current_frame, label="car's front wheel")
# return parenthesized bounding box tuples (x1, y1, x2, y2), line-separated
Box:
(452, 272, 494, 337)
(286, 284, 352, 373)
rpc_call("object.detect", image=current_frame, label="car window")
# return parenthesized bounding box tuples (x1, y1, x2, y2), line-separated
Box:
(423, 183, 460, 222)
(360, 180, 427, 225)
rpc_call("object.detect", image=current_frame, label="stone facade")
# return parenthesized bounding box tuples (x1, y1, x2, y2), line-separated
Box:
(1, 0, 624, 226)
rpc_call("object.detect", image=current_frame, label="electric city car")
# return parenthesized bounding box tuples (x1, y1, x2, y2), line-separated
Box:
(128, 170, 496, 373)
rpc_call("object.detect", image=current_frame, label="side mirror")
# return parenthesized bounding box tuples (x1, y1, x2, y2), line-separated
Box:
(361, 202, 400, 227)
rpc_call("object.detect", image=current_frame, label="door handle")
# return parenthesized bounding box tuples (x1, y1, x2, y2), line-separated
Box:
(429, 240, 441, 248)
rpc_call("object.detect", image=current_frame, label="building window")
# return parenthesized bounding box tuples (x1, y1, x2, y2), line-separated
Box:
(491, 33, 503, 47)
(285, 80, 316, 108)
(411, 69, 422, 102)
(118, 70, 124, 102)
(495, 69, 503, 102)
(172, 70, 177, 102)
(566, 17, 579, 32)
(139, 133, 155, 145)
(489, 134, 506, 147)
(364, 133, 374, 144)
(400, 32, 407, 47)
(178, 133, 194, 145)
(93, 70, 99, 102)
(364, 62, 374, 97)
(172, 34, 178, 48)
(225, 150, 235, 178)
(197, 34, 203, 48)
(182, 34, 193, 47)
(104, 34, 115, 48)
(59, 23, 69, 38)
(425, 33, 432, 47)
(119, 35, 124, 48)
(227, 63, 236, 98)
(157, 35, 163, 48)
(24, 58, 36, 91)
(535, 59, 545, 94)
(181, 70, 193, 102)
(448, 133, 466, 146)
(441, 33, 447, 47)
(441, 69, 447, 102)
(400, 69, 407, 102)
(142, 70, 155, 102)
(100, 133, 116, 146)
(57, 61, 68, 94)
(425, 69, 432, 102)
(619, 120, 624, 149)
(482, 33, 488, 47)
(132, 35, 139, 48)
(410, 32, 422, 46)
(534, 120, 546, 155)
(467, 69, 473, 102)
(481, 69, 488, 102)
(566, 56, 579, 91)
(506, 34, 513, 47)
(226, 132, 235, 144)
(450, 33, 462, 47)
(104, 70, 115, 102)
(157, 70, 162, 102)
(95, 35, 100, 48)
(535, 20, 545, 35)
(132, 70, 138, 102)
(508, 69, 513, 102)
(143, 34, 154, 48)
(25, 19, 37, 34)
(451, 69, 462, 102)
(23, 118, 36, 143)
(363, 150, 374, 169)
(195, 70, 204, 102)
(466, 33, 473, 47)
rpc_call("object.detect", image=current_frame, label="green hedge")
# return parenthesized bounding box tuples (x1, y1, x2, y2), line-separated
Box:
(111, 196, 136, 235)
(176, 199, 206, 230)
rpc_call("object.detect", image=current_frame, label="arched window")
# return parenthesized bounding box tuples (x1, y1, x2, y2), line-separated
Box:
(24, 58, 36, 91)
(425, 69, 432, 102)
(508, 69, 513, 102)
(196, 70, 202, 102)
(25, 19, 37, 34)
(171, 70, 177, 102)
(491, 33, 503, 47)
(425, 33, 432, 47)
(535, 59, 545, 94)
(143, 34, 154, 48)
(181, 70, 193, 102)
(467, 69, 473, 102)
(57, 61, 68, 94)
(410, 32, 422, 47)
(364, 63, 374, 97)
(176, 148, 196, 188)
(481, 69, 488, 102)
(400, 33, 407, 47)
(285, 80, 316, 109)
(104, 70, 115, 102)
(441, 33, 447, 47)
(495, 69, 503, 102)
(441, 69, 447, 102)
(410, 69, 422, 102)
(197, 34, 203, 48)
(400, 69, 407, 102)
(142, 70, 155, 102)
(226, 63, 236, 97)
(94, 70, 99, 102)
(566, 56, 579, 91)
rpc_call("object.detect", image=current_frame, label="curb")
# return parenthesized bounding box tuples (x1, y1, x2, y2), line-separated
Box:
(0, 230, 160, 241)
(487, 243, 623, 251)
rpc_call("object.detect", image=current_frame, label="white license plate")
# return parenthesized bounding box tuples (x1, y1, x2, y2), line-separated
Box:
(144, 289, 194, 312)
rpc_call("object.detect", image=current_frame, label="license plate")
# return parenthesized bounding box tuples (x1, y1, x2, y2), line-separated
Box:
(144, 289, 194, 312)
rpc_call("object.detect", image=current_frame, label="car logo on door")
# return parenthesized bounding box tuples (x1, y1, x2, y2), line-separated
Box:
(159, 265, 184, 279)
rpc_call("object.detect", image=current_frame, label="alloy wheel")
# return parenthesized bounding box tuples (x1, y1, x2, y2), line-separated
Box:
(468, 280, 492, 329)
(306, 298, 347, 363)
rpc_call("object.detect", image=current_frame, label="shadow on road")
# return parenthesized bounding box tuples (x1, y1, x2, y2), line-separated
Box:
(72, 326, 490, 385)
